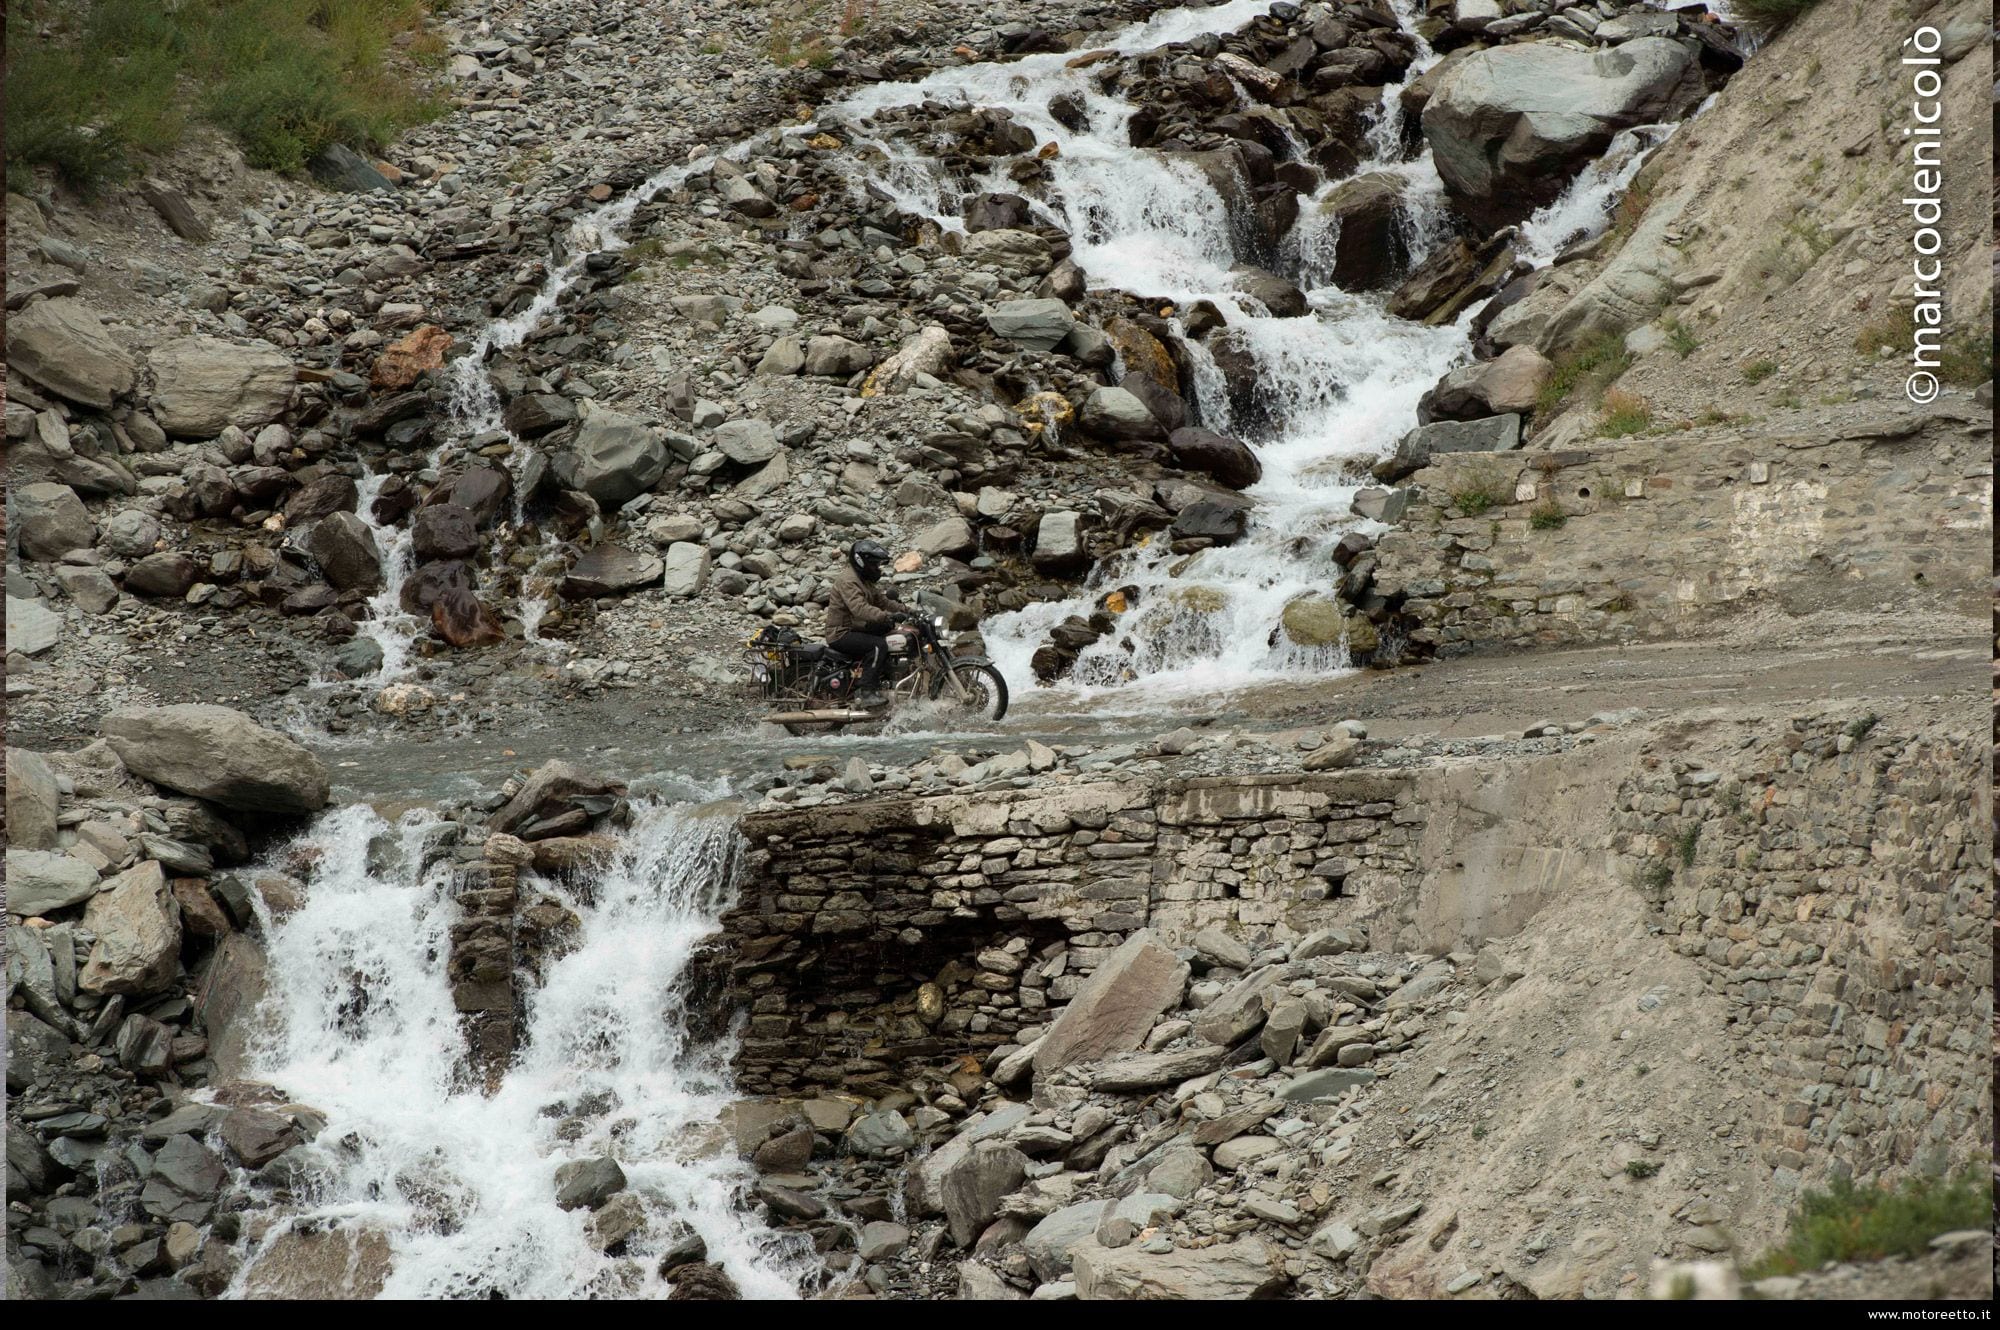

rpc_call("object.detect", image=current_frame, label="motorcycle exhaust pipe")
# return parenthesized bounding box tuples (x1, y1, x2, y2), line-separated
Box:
(763, 709, 879, 725)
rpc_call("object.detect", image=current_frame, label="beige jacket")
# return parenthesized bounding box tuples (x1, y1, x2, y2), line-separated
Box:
(825, 567, 903, 640)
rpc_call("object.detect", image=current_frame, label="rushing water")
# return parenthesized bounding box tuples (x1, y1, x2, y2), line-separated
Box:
(224, 800, 815, 1299)
(831, 0, 1473, 699)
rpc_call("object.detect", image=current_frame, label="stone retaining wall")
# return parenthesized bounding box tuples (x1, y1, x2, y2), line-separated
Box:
(717, 771, 1424, 1095)
(1610, 716, 1991, 1187)
(1369, 414, 1989, 657)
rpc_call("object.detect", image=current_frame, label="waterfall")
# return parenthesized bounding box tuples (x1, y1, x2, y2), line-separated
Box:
(223, 800, 814, 1300)
(346, 152, 732, 676)
(832, 0, 1471, 699)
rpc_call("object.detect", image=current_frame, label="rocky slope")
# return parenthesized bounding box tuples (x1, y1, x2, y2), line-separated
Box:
(5, 0, 1992, 1306)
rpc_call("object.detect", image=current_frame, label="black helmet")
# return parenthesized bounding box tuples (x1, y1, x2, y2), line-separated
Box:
(849, 538, 891, 583)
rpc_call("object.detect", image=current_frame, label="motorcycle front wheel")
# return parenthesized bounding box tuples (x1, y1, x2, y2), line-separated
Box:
(929, 659, 1009, 723)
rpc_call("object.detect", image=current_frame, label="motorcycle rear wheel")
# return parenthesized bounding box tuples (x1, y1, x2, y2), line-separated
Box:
(929, 659, 1009, 723)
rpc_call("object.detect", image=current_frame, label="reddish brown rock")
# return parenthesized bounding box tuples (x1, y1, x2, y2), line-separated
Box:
(371, 325, 453, 391)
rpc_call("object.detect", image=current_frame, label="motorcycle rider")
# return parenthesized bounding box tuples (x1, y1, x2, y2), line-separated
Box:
(825, 538, 912, 709)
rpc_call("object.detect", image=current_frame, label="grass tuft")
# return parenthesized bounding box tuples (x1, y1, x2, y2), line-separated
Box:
(1742, 1170, 1992, 1279)
(1599, 389, 1653, 438)
(1537, 331, 1633, 415)
(7, 0, 443, 191)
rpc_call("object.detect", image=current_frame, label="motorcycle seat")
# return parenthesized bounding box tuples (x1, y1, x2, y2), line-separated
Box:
(793, 643, 849, 663)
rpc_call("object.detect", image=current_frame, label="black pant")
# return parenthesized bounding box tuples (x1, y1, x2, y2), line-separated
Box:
(830, 632, 890, 689)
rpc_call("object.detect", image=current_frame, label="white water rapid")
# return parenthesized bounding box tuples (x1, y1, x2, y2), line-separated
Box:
(833, 0, 1472, 702)
(223, 800, 815, 1299)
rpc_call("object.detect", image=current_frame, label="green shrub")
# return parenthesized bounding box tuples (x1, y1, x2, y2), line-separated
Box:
(6, 0, 441, 190)
(1528, 501, 1567, 531)
(1743, 1170, 1992, 1278)
(1740, 359, 1778, 384)
(1939, 328, 1993, 387)
(1451, 486, 1496, 516)
(1625, 1160, 1661, 1179)
(1599, 389, 1653, 438)
(1664, 319, 1699, 358)
(1676, 825, 1699, 868)
(1538, 332, 1633, 414)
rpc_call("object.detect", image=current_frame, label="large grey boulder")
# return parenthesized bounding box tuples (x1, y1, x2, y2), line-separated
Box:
(803, 335, 872, 377)
(7, 596, 61, 656)
(1317, 173, 1408, 291)
(308, 512, 384, 593)
(140, 1135, 225, 1223)
(661, 542, 710, 597)
(80, 861, 182, 996)
(6, 748, 61, 850)
(102, 509, 164, 558)
(914, 516, 976, 558)
(553, 405, 668, 509)
(1025, 1194, 1183, 1282)
(149, 336, 294, 437)
(1423, 38, 1701, 230)
(555, 1156, 627, 1210)
(985, 299, 1074, 352)
(8, 1012, 71, 1093)
(562, 544, 663, 599)
(712, 419, 781, 466)
(1079, 386, 1165, 441)
(1422, 345, 1552, 422)
(1193, 966, 1285, 1045)
(905, 1102, 1032, 1216)
(866, 325, 953, 395)
(941, 1142, 1029, 1248)
(5, 297, 137, 408)
(1030, 510, 1086, 572)
(1073, 1234, 1289, 1299)
(1537, 190, 1691, 355)
(1378, 414, 1521, 483)
(122, 552, 200, 599)
(101, 704, 329, 814)
(6, 850, 100, 916)
(1032, 930, 1188, 1076)
(15, 482, 95, 560)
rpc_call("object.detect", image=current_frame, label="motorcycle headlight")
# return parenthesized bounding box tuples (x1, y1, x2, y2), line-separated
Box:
(932, 614, 946, 628)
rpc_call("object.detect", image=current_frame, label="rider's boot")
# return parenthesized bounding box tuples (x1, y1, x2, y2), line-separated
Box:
(856, 690, 888, 709)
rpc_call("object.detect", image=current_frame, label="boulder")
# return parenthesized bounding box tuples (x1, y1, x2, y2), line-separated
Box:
(562, 544, 663, 598)
(802, 335, 872, 377)
(985, 298, 1074, 352)
(1030, 510, 1086, 572)
(5, 297, 137, 408)
(864, 325, 953, 396)
(1025, 1194, 1182, 1282)
(7, 596, 61, 655)
(755, 337, 805, 376)
(1233, 266, 1308, 317)
(712, 419, 781, 467)
(16, 482, 95, 560)
(412, 504, 479, 562)
(1420, 346, 1552, 421)
(1089, 1046, 1229, 1091)
(488, 760, 626, 837)
(140, 1134, 225, 1224)
(1194, 967, 1284, 1045)
(1168, 428, 1256, 490)
(1032, 930, 1188, 1075)
(427, 466, 512, 527)
(101, 704, 330, 814)
(1073, 1234, 1289, 1300)
(963, 192, 1034, 232)
(1079, 386, 1165, 441)
(1387, 231, 1519, 326)
(56, 565, 120, 614)
(122, 552, 201, 599)
(553, 406, 668, 508)
(1169, 498, 1251, 545)
(8, 1012, 71, 1093)
(221, 1109, 303, 1170)
(504, 392, 577, 437)
(308, 512, 384, 593)
(1423, 38, 1702, 230)
(941, 1142, 1030, 1248)
(1317, 173, 1408, 291)
(7, 849, 100, 916)
(1377, 414, 1521, 483)
(150, 336, 295, 437)
(554, 1156, 627, 1211)
(284, 474, 360, 524)
(102, 509, 164, 557)
(370, 325, 452, 391)
(432, 587, 506, 648)
(905, 1102, 1033, 1216)
(915, 516, 976, 558)
(6, 748, 61, 850)
(661, 542, 710, 597)
(80, 862, 182, 995)
(962, 229, 1055, 275)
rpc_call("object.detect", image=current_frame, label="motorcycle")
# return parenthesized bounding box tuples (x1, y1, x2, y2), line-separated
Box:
(745, 614, 1009, 736)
